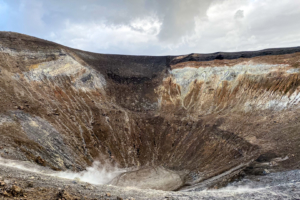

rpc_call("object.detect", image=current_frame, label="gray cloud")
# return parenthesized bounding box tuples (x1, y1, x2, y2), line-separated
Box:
(234, 10, 244, 19)
(152, 0, 211, 42)
(1, 0, 300, 55)
(2, 0, 211, 42)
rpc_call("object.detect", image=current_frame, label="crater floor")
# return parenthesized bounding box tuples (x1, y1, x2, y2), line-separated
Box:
(0, 157, 299, 199)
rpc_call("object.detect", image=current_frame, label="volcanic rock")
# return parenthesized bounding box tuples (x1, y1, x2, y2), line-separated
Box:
(2, 190, 10, 197)
(35, 156, 46, 166)
(57, 190, 73, 200)
(11, 185, 23, 196)
(0, 31, 300, 191)
(0, 181, 5, 187)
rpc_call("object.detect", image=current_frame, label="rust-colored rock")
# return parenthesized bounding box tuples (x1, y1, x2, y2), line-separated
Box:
(11, 185, 23, 197)
(35, 156, 46, 166)
(0, 181, 5, 187)
(57, 190, 73, 200)
(2, 190, 10, 197)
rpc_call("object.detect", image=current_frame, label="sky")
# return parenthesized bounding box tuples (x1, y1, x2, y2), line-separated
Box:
(1, 0, 300, 55)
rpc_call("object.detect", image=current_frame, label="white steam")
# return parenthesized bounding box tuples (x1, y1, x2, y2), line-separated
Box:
(55, 161, 125, 185)
(0, 157, 125, 185)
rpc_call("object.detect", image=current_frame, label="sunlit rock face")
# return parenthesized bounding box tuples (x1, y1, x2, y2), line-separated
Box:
(1, 32, 300, 190)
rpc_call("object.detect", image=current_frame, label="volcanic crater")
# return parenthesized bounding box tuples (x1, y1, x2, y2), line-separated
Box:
(1, 32, 300, 198)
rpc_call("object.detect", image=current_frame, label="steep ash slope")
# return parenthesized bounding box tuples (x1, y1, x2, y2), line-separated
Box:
(0, 32, 300, 190)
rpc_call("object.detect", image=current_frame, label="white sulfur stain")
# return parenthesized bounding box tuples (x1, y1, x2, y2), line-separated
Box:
(202, 185, 265, 194)
(167, 62, 300, 112)
(0, 46, 57, 58)
(244, 93, 290, 112)
(264, 99, 289, 111)
(0, 157, 125, 185)
(291, 92, 300, 105)
(287, 68, 300, 73)
(0, 115, 13, 126)
(157, 96, 162, 108)
(19, 54, 106, 91)
(170, 63, 289, 93)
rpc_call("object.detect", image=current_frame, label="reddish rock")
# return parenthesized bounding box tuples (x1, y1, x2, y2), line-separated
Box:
(11, 185, 23, 197)
(35, 156, 46, 166)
